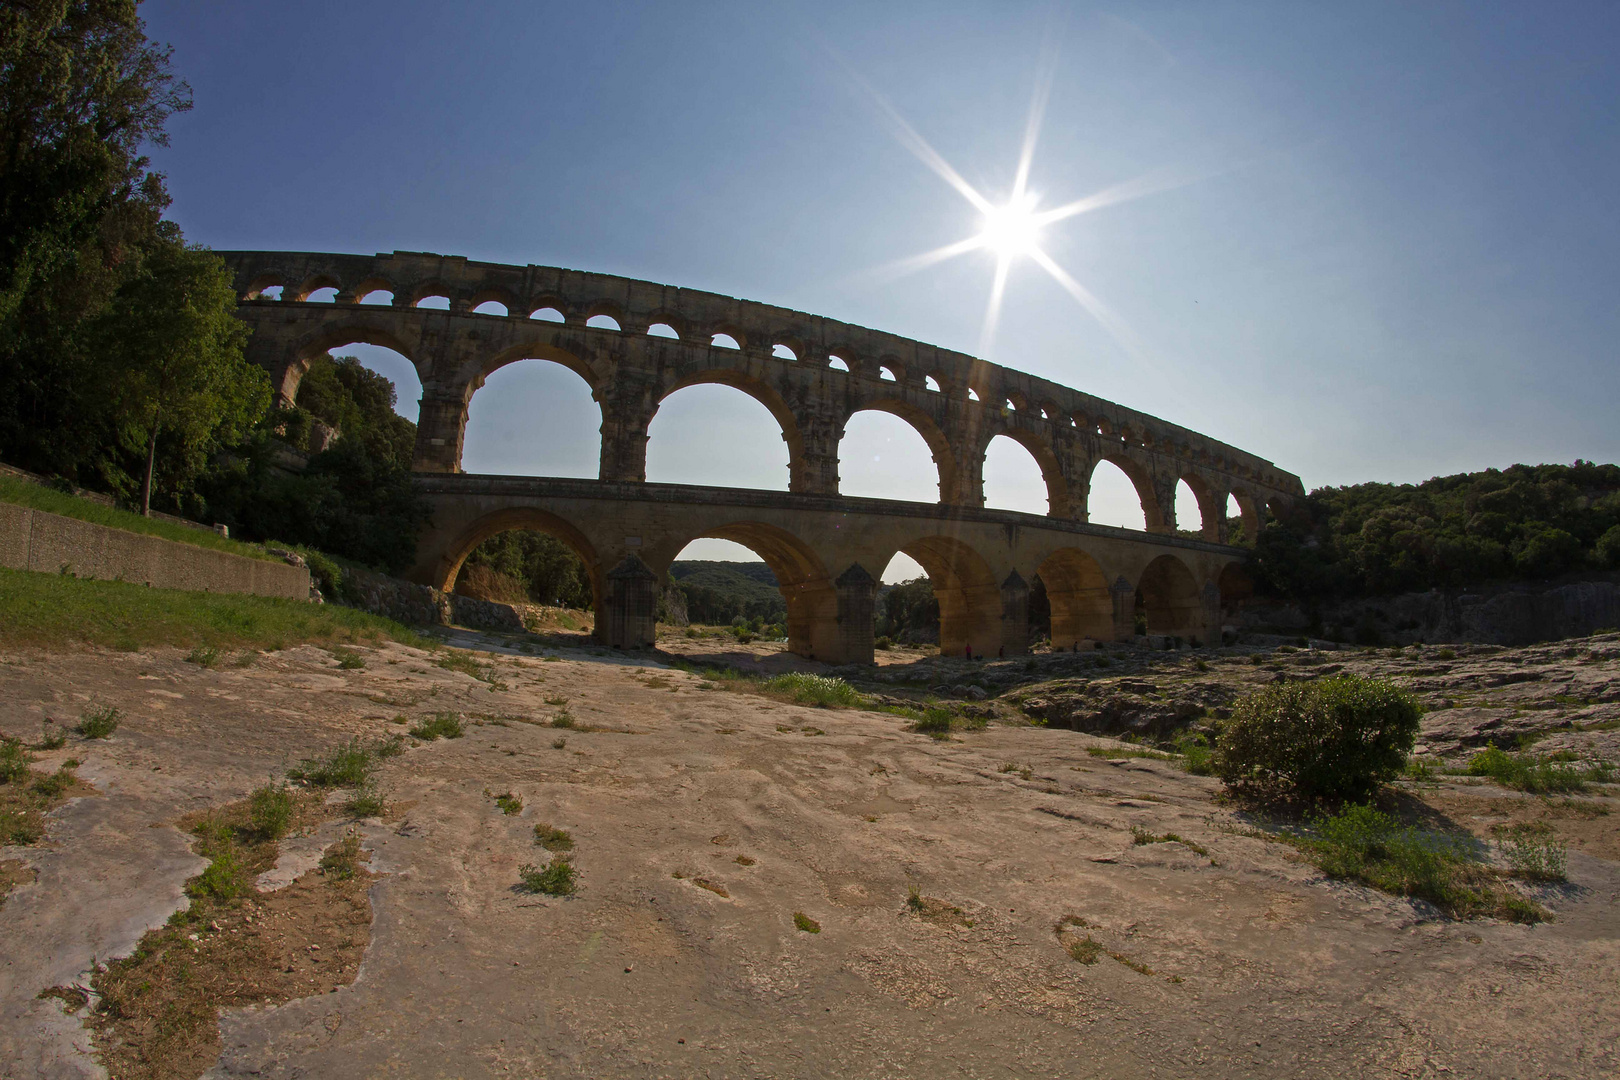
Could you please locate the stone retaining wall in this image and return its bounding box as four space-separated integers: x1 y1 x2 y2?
0 502 310 600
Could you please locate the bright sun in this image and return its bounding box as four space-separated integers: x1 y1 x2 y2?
978 196 1043 259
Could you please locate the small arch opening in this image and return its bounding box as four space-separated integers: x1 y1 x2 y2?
647 323 680 339
710 333 740 350
879 366 898 382
1175 479 1203 536
827 355 850 372
666 524 831 657
357 289 393 305
924 375 942 393
472 300 508 316
257 285 284 301
982 435 1048 515
531 307 566 323
587 314 621 331
1088 460 1147 530
772 344 797 360
967 388 980 402
306 286 338 303
415 295 450 310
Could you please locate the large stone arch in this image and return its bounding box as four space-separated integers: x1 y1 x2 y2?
428 505 602 613
894 535 1002 657
1177 472 1225 541
840 398 959 504
1086 454 1164 532
1037 547 1114 646
1136 553 1203 639
654 521 837 660
648 369 805 486
278 324 421 407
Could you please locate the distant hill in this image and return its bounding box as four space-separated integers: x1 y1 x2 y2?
669 560 784 624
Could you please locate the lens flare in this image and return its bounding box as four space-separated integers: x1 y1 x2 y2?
978 196 1044 259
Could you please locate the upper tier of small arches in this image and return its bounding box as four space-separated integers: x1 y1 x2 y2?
224 250 1300 494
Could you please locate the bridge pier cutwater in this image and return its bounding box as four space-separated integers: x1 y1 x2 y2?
219 250 1305 663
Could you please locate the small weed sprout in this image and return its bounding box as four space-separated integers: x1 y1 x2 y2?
330 647 366 670
910 708 956 739
551 736 567 749
319 833 363 880
551 708 576 729
544 695 570 707
346 783 386 818
409 712 464 741
905 885 925 913
288 739 373 787
185 645 220 668
494 791 523 815
793 911 821 933
1066 935 1103 964
75 705 120 740
189 841 244 902
518 858 577 895
34 721 65 751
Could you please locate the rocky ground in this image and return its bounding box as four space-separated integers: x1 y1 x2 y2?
1 629 1616 1079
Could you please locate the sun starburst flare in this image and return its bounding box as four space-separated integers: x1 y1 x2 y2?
840 38 1193 361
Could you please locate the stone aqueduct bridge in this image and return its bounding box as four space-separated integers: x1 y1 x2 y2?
220 250 1304 663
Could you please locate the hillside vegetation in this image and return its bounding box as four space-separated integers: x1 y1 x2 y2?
1253 461 1620 605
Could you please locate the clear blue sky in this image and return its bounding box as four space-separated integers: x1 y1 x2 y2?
143 1 1620 575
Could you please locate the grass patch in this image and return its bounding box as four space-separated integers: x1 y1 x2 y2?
435 650 504 688
247 783 294 841
185 645 220 668
760 672 862 708
409 712 464 741
318 833 363 880
1463 747 1613 794
792 911 821 933
329 646 365 670
0 567 422 652
518 858 577 895
75 704 120 739
345 782 386 818
0 475 279 561
1493 822 1568 882
533 823 574 852
494 791 523 815
1130 826 1212 857
288 736 401 787
1287 803 1549 923
0 740 83 846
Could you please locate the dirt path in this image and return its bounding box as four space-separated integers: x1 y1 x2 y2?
1 637 1615 1078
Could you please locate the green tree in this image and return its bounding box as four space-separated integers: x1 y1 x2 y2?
95 241 266 513
0 1 192 479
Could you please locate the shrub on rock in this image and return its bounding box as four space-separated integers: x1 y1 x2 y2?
1213 675 1422 800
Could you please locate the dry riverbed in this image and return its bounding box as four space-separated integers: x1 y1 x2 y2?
1 632 1616 1079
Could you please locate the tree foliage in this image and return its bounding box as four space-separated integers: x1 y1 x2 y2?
1250 462 1620 604
195 354 428 574
0 0 195 483
94 238 264 512
462 530 593 608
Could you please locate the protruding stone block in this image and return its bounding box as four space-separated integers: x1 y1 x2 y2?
833 562 876 665
605 554 659 649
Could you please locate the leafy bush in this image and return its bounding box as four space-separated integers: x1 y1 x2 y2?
0 739 28 784
909 708 957 739
189 841 244 902
761 673 862 708
247 783 294 840
1494 823 1567 882
1213 675 1422 799
518 858 577 895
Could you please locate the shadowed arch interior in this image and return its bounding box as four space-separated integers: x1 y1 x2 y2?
896 536 1001 656
433 507 601 613
1137 554 1202 639
1038 548 1113 646
664 522 836 659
